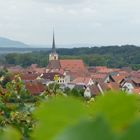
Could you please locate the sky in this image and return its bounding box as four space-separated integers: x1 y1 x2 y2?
0 0 140 46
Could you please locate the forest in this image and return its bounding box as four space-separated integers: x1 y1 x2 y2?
0 45 140 70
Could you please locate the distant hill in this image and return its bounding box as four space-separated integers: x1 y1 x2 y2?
1 44 140 70
0 37 30 48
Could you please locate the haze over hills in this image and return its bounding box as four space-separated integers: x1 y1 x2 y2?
0 37 93 48
0 37 30 48
1 36 139 49
30 43 95 48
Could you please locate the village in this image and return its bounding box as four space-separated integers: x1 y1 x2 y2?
0 34 139 99
1 0 140 139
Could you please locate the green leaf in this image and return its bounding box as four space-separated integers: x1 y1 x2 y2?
120 120 140 140
55 117 115 140
32 97 88 140
2 127 21 140
90 92 138 130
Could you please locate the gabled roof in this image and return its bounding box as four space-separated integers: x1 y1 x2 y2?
132 78 140 84
20 73 40 81
95 66 113 74
25 82 45 95
7 65 25 73
47 60 61 70
99 82 110 91
130 71 140 78
120 77 140 91
132 88 140 95
60 59 86 71
87 84 101 97
91 73 107 82
72 77 92 85
107 82 120 91
112 75 126 84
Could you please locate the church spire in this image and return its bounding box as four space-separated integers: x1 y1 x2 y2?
49 30 58 61
52 30 56 53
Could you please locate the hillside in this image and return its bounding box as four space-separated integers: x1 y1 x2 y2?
0 37 30 48
56 45 140 70
2 45 140 70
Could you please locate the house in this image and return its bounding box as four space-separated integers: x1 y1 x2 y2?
46 33 89 80
60 59 86 72
84 80 121 99
25 81 46 96
107 82 120 91
92 73 121 93
121 77 140 94
131 78 140 87
84 82 107 98
103 74 116 83
87 66 96 73
91 73 107 82
132 88 140 95
130 71 140 78
84 84 101 98
7 65 25 73
71 77 94 87
95 66 113 74
26 64 46 74
46 60 61 73
112 75 126 85
40 72 70 85
46 59 88 80
19 73 40 82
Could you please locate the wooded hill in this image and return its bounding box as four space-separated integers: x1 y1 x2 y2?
1 45 140 70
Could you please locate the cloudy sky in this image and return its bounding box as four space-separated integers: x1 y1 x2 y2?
0 0 140 46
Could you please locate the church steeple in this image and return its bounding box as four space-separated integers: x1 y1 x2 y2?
49 30 58 61
52 31 56 53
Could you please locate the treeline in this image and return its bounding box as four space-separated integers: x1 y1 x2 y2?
1 45 140 70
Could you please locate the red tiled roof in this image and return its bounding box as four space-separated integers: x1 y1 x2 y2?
112 75 126 84
25 82 45 95
132 78 140 84
33 68 46 74
132 88 140 95
59 59 89 78
118 71 129 77
47 60 61 70
8 66 25 73
107 82 120 91
60 59 86 71
95 66 115 74
88 85 101 96
91 73 107 79
20 73 40 81
95 66 108 70
72 77 92 85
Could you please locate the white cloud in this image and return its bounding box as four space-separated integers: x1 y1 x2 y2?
0 0 140 45
33 0 86 4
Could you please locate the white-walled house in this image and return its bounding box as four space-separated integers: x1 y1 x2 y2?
84 83 104 98
122 82 134 94
39 72 70 86
121 78 140 94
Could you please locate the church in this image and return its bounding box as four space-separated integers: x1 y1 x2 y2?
46 32 89 80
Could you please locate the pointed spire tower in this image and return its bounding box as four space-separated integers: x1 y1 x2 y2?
52 31 56 53
49 30 59 61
